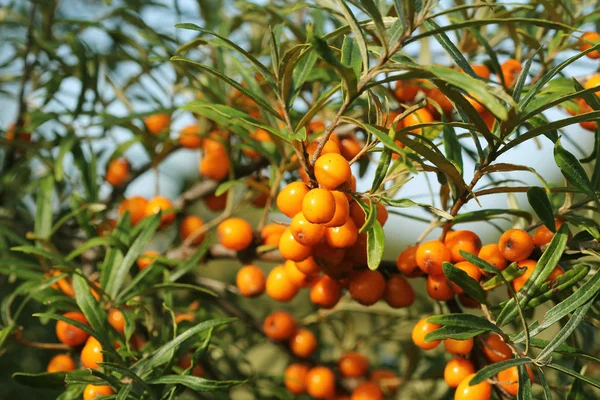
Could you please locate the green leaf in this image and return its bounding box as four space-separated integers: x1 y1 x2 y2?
12 371 92 390
341 35 362 79
424 326 486 342
334 0 369 73
370 130 393 193
526 264 590 309
548 363 600 390
481 263 527 290
443 122 463 175
72 273 108 342
382 198 453 220
65 236 119 262
470 358 533 385
55 137 76 182
358 0 387 50
147 375 243 392
35 175 54 240
527 187 556 232
366 221 385 271
452 208 532 225
554 138 599 203
442 262 486 303
424 20 476 79
427 314 502 334
518 364 533 400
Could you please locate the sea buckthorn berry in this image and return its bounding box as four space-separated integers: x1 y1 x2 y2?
497 365 534 395
352 381 383 400
500 58 523 88
279 228 313 262
350 200 388 228
427 273 455 301
426 87 454 116
137 250 160 270
547 265 565 283
579 32 600 59
289 329 317 358
585 73 600 96
302 188 336 224
307 140 341 159
533 220 566 247
236 265 266 297
416 240 452 276
306 366 336 399
444 357 475 388
96 219 116 237
296 256 321 276
307 120 326 134
47 354 76 373
481 333 512 363
179 215 205 245
266 265 299 302
444 337 474 355
261 224 286 246
284 363 310 395
449 261 482 294
324 191 350 228
144 113 170 135
108 308 125 333
454 373 492 400
56 312 89 346
106 158 129 186
83 384 114 400
512 259 536 292
396 245 423 277
178 124 202 149
412 317 441 350
200 152 229 180
284 260 316 288
370 369 400 394
81 336 103 369
325 218 358 249
403 108 434 134
321 258 353 280
345 233 368 267
313 240 347 268
263 311 296 340
478 244 508 272
314 153 352 190
339 352 369 378
481 110 496 131
384 275 415 308
217 218 254 251
470 64 491 79
349 270 386 306
50 271 75 298
177 354 204 377
145 196 175 228
498 229 534 262
277 182 310 218
119 196 148 226
310 275 342 308
459 293 481 308
444 230 482 262
340 136 363 161
394 79 421 102
290 212 326 246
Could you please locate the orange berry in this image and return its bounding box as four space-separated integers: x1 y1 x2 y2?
199 152 229 180
284 260 316 288
296 256 321 275
56 312 89 347
444 357 475 388
217 218 254 251
314 153 352 190
500 58 523 88
204 191 227 211
307 140 341 159
351 381 383 400
289 328 317 358
497 365 534 395
290 212 326 246
50 271 75 297
144 113 170 135
350 201 387 228
263 311 296 340
481 110 496 131
81 336 103 369
396 245 423 277
345 233 368 267
403 108 434 134
321 257 354 280
261 224 286 246
284 363 310 395
370 369 399 394
47 354 76 373
470 64 491 79
106 158 129 186
137 250 160 270
178 124 202 149
119 196 148 226
145 196 175 228
384 275 415 308
279 228 313 262
454 373 492 400
416 240 452 276
310 275 342 309
512 259 536 292
478 244 508 272
277 182 310 218
427 273 455 301
349 270 386 306
444 230 482 262
96 219 116 237
458 293 481 308
108 308 125 333
585 73 600 96
179 215 205 245
325 218 358 248
83 384 114 400
325 191 350 228
307 120 326 134
579 32 600 59
465 94 486 113
340 136 363 161
302 188 336 224
426 87 454 116
306 366 336 399
339 352 369 378
498 229 534 262
236 265 266 297
533 220 566 247
313 240 347 267
394 79 421 102
265 265 299 302
411 316 441 350
177 354 204 377
444 337 474 355
547 265 565 283
449 261 482 294
481 333 512 363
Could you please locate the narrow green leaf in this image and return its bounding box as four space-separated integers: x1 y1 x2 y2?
427 314 502 334
517 364 533 400
470 358 533 385
443 122 463 175
554 138 599 203
334 0 369 73
55 137 76 182
424 326 486 342
147 375 243 392
72 273 108 342
527 187 556 232
442 262 486 303
35 175 54 240
453 209 532 225
548 363 600 390
12 371 92 390
424 20 476 78
366 221 385 270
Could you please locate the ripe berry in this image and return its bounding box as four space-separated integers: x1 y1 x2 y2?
325 218 358 249
314 153 352 190
384 275 415 308
500 58 523 88
310 275 342 309
339 352 369 377
178 124 202 149
306 366 336 399
444 230 482 262
403 108 434 134
349 201 388 227
279 228 313 262
179 215 205 245
56 312 89 346
351 381 383 400
579 32 600 59
263 311 296 340
47 354 76 373
481 333 512 363
284 363 309 395
396 245 423 277
296 256 321 275
217 218 254 251
497 365 534 395
325 190 350 227
277 182 310 218
289 329 317 358
394 79 421 102
284 260 317 288
302 188 336 224
533 220 566 247
144 113 170 135
119 196 148 226
307 139 340 159
412 317 441 350
444 357 475 388
512 259 536 292
470 64 491 79
83 384 114 400
106 158 129 186
204 191 227 212
454 373 492 400
416 240 452 275
444 337 474 355
137 250 160 270
449 261 482 294
370 369 400 394
426 87 454 116
199 152 229 181
349 270 386 306
427 273 455 301
498 229 534 262
290 212 326 246
260 224 286 246
340 136 363 161
478 244 508 272
108 308 125 333
145 196 176 228
81 336 103 369
266 265 299 302
236 265 266 297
